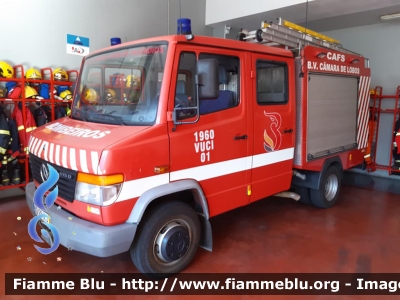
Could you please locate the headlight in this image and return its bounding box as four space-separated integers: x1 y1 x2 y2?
75 173 123 206
75 182 122 206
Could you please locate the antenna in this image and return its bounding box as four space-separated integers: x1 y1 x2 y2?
167 0 170 35
305 0 309 35
176 0 193 40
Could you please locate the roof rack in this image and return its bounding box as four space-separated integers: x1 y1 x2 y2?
237 18 361 56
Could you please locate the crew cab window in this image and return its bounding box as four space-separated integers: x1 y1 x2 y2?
256 60 288 104
105 68 142 103
198 53 240 115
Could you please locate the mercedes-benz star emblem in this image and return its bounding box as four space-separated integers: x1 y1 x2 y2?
40 164 50 182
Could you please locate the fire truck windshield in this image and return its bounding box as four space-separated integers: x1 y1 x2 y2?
71 43 168 126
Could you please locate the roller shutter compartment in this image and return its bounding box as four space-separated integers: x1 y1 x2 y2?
307 74 358 160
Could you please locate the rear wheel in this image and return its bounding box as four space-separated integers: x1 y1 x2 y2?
130 201 201 279
310 165 342 209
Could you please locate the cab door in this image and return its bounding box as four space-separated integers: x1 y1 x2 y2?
249 53 295 203
167 46 250 217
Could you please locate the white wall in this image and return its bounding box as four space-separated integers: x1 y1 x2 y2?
206 0 313 25
0 0 211 199
0 0 211 72
322 21 400 169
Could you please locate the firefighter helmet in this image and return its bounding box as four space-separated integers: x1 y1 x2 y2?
105 89 116 102
53 68 68 81
60 90 73 101
25 86 39 99
126 74 140 87
83 88 98 103
0 61 13 78
26 68 42 80
7 85 22 99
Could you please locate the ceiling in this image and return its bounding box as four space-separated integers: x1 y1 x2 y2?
208 0 400 33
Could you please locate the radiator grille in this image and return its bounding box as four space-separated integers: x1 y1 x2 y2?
29 154 77 202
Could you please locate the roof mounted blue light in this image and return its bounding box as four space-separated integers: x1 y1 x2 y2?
110 37 121 46
177 18 194 41
177 18 192 35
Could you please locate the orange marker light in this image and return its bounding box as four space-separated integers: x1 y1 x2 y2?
77 173 123 186
154 165 169 174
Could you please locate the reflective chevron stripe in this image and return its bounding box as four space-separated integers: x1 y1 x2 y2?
28 137 101 175
357 76 371 150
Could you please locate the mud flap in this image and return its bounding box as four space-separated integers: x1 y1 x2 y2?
198 214 212 252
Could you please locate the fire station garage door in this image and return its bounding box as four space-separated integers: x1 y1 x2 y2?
307 74 358 159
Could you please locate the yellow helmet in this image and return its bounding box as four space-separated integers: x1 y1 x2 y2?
26 68 42 80
105 88 116 102
370 89 375 95
0 61 13 78
60 90 73 100
54 68 68 81
25 86 39 99
83 88 98 103
126 74 140 87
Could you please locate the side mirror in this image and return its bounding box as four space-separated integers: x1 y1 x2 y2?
197 58 219 100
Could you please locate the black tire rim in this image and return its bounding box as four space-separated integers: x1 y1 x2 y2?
153 219 192 265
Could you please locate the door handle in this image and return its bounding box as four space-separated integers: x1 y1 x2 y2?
282 129 293 134
233 134 248 140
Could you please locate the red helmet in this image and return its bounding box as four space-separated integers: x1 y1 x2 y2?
7 86 22 99
110 73 126 87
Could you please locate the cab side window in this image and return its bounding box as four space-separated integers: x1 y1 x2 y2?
256 60 288 105
198 53 240 115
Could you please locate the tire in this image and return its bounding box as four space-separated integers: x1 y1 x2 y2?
294 185 312 205
130 201 201 279
309 165 342 209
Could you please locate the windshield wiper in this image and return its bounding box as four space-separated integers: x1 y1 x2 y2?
71 115 84 121
87 113 127 126
71 110 88 121
104 113 127 125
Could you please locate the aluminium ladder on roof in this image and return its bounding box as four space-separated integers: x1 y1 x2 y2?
238 17 362 56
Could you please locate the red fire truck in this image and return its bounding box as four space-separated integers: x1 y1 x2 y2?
25 18 371 278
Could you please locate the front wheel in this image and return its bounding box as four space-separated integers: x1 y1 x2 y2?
310 165 342 209
130 201 201 279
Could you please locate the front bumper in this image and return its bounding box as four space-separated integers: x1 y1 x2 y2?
25 182 137 257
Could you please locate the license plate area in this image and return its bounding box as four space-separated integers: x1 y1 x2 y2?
34 204 51 224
